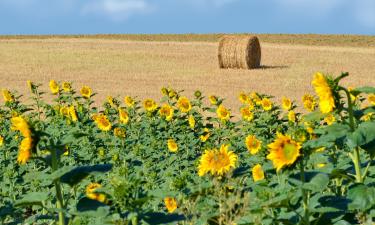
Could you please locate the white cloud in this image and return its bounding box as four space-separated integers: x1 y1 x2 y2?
82 0 153 21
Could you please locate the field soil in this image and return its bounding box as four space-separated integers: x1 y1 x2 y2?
0 37 374 113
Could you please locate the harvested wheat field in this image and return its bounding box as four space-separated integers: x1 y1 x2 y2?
0 35 375 113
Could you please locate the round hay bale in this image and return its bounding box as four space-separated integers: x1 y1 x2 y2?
218 35 261 69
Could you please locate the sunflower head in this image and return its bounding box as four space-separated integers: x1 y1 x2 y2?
267 133 301 172
368 94 375 105
177 96 192 113
200 128 210 142
209 95 218 105
114 127 126 138
11 116 31 138
167 139 178 152
250 92 262 105
143 99 157 112
282 97 292 111
93 114 112 131
188 115 195 129
62 82 71 92
164 197 177 213
312 72 335 113
238 92 249 104
119 108 130 124
240 107 254 122
80 86 92 99
302 94 317 112
2 89 14 103
261 98 273 111
159 104 174 121
288 110 296 123
86 183 106 203
252 164 265 182
17 137 33 165
69 106 78 122
216 105 230 122
124 96 135 108
27 80 35 93
49 80 59 95
198 144 237 177
0 136 3 146
245 135 262 155
324 113 336 125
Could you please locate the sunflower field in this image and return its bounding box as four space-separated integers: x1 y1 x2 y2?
1 72 375 225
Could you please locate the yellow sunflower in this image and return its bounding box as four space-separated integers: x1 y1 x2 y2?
167 139 178 153
119 108 130 124
159 104 174 121
368 94 375 105
282 97 292 111
62 82 71 92
209 95 218 105
164 197 177 213
69 106 78 122
188 115 195 129
312 72 335 113
267 133 301 172
302 94 317 112
252 164 265 182
324 113 336 125
86 183 106 203
107 96 115 108
11 116 31 138
198 144 237 177
0 136 3 146
261 98 273 111
217 104 230 122
361 112 374 121
124 96 135 108
27 80 34 93
288 110 296 123
17 137 33 165
143 99 157 112
238 92 249 104
49 80 59 95
245 135 262 155
93 114 112 131
240 107 254 122
250 92 262 105
177 96 192 113
200 128 210 142
114 127 126 138
80 86 92 99
2 89 14 102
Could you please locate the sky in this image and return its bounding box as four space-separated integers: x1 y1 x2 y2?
0 0 374 35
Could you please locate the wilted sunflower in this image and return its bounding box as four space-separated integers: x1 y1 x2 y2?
17 137 33 165
198 144 237 177
119 108 130 124
86 183 106 203
114 127 126 138
167 139 178 152
93 114 112 131
238 92 249 104
312 72 335 113
216 104 230 122
252 164 265 182
282 97 292 111
159 104 174 121
302 94 316 112
240 107 254 122
143 99 157 112
124 96 135 108
49 80 59 95
209 95 218 105
245 135 262 155
164 197 177 213
80 86 92 99
188 115 195 129
324 113 336 125
177 96 192 113
267 133 301 172
288 110 296 123
368 94 375 105
200 128 210 142
2 89 14 103
261 98 273 111
11 116 31 138
62 82 71 92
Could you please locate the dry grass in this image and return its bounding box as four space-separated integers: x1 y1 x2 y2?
0 37 374 114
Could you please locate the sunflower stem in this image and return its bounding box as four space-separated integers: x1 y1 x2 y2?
300 159 309 225
51 149 66 225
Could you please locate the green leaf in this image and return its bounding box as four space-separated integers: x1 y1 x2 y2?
14 192 49 207
76 197 108 213
304 124 351 149
347 184 375 212
60 164 112 186
354 86 375 94
346 122 375 153
303 111 324 122
303 173 329 192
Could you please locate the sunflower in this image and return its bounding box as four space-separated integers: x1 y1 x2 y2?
267 133 301 172
252 164 265 182
200 128 210 142
261 98 273 111
312 72 335 113
0 136 4 146
288 110 296 123
93 114 112 131
209 95 218 105
324 113 336 125
62 82 71 92
368 94 375 105
80 86 92 99
69 106 78 122
11 116 31 138
86 183 106 203
167 139 178 152
124 96 135 108
302 94 316 112
250 92 262 105
188 115 195 129
161 87 168 96
27 80 34 93
164 197 177 213
177 96 192 113
282 97 292 111
245 135 262 155
159 104 174 121
217 104 230 122
49 80 59 95
361 112 374 121
238 92 248 104
114 127 126 138
168 89 177 99
119 108 130 124
107 96 115 108
17 137 33 165
2 89 14 103
60 106 69 117
198 144 237 177
143 99 157 112
240 107 254 122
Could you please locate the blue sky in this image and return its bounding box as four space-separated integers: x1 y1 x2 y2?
1 0 374 35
